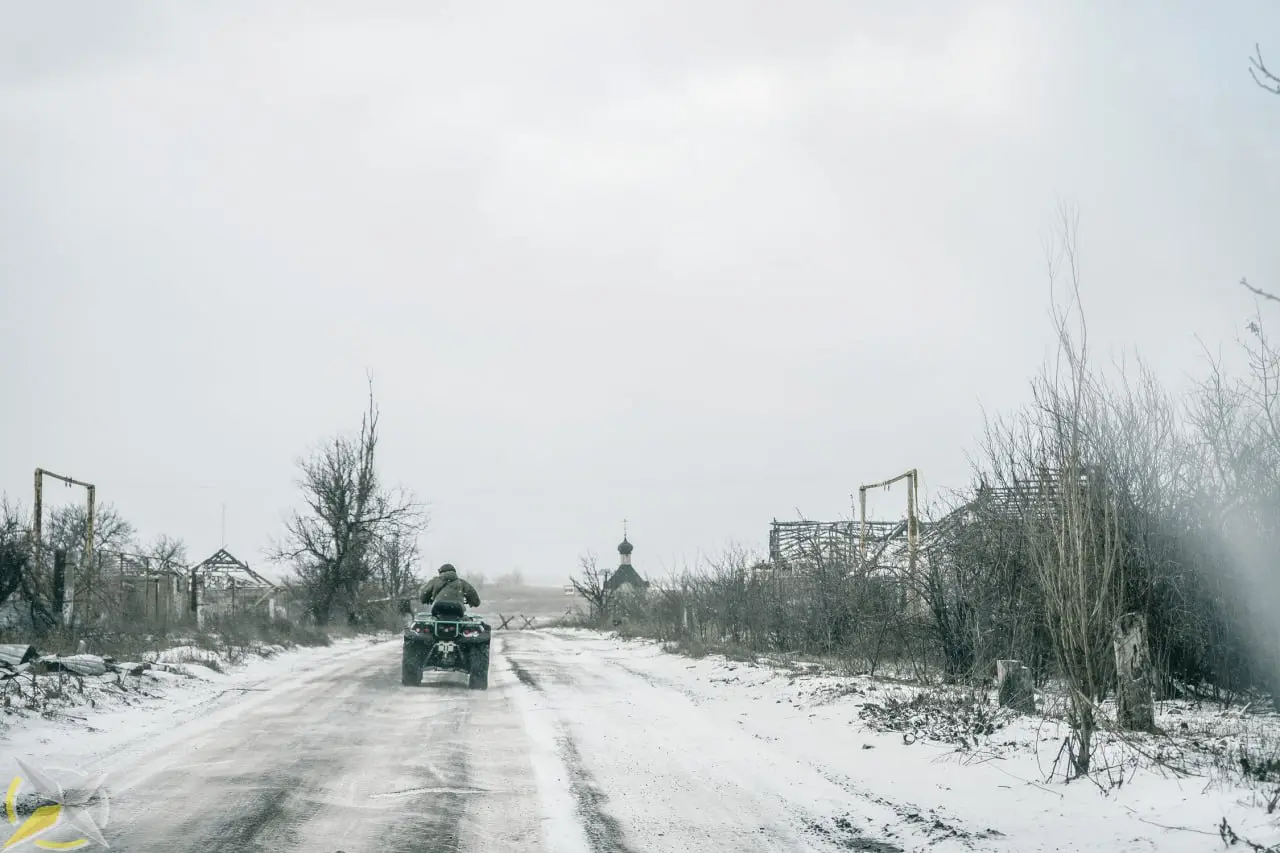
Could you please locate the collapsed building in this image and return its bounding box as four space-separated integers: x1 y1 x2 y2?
763 470 1063 613
6 545 290 632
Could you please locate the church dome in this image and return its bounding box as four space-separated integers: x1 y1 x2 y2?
617 537 634 556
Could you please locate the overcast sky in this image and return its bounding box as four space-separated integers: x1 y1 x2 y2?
1 1 1277 584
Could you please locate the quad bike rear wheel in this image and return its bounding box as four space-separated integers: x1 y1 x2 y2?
468 646 489 690
401 643 423 686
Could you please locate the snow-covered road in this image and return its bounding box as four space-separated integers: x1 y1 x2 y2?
501 630 923 853
4 632 924 852
5 630 1272 852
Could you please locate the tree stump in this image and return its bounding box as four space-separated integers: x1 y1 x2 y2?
1113 612 1156 732
997 660 1036 714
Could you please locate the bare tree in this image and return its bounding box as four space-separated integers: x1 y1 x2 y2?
0 500 32 607
147 534 188 571
45 502 135 555
0 500 58 631
272 383 425 625
22 501 135 631
571 552 612 622
978 209 1126 775
371 524 423 600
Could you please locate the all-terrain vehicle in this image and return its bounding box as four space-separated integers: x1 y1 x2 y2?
402 610 491 689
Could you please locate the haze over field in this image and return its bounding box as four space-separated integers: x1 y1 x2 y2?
2 1 1277 582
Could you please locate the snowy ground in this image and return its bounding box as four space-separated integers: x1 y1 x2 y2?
2 629 1277 851
567 633 1280 852
3 636 383 770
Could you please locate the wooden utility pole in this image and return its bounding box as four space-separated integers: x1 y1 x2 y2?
856 468 919 572
33 469 97 612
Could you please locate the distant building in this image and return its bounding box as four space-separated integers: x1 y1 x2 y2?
604 527 648 592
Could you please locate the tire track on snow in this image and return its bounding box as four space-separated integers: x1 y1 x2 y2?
506 644 639 853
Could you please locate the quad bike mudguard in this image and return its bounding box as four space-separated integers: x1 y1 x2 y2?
402 610 491 689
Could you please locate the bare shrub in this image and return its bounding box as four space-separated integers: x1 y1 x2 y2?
860 687 1011 750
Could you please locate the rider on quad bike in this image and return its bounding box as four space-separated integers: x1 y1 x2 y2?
404 564 490 689
420 563 481 618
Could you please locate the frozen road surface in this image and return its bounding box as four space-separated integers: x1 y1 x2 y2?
10 630 1252 853
31 631 919 853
